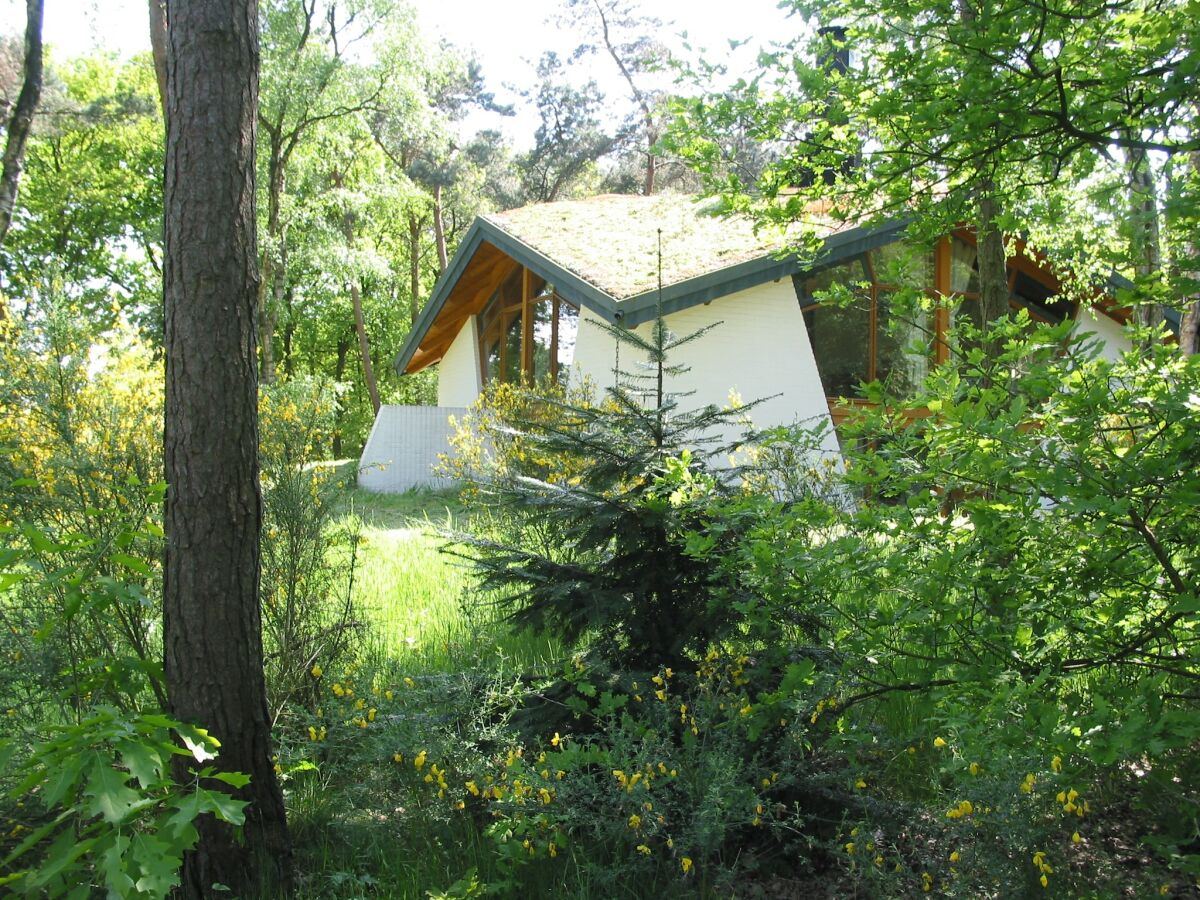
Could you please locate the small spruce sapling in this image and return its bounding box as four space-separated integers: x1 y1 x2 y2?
452 230 762 671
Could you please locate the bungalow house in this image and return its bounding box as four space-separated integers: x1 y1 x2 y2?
358 192 1132 492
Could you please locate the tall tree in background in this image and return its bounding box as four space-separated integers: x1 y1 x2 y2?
0 0 44 296
516 50 616 203
257 0 390 383
562 0 668 194
162 0 291 894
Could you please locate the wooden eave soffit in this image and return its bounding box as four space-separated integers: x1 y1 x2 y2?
404 244 519 374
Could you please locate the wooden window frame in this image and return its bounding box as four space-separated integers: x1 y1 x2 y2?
478 264 578 388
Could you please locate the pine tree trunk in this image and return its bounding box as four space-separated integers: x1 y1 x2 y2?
282 286 296 377
162 1 292 895
332 332 351 457
409 212 422 324
433 182 448 273
259 265 277 384
0 0 44 261
259 148 286 384
351 280 380 414
148 0 168 114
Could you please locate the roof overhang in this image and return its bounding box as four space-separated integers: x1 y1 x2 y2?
394 207 1142 376
393 213 909 376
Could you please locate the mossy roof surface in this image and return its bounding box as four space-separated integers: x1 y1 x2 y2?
485 193 828 301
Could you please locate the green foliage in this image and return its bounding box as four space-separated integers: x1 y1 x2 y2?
2 54 164 335
0 708 246 898
259 378 364 720
0 314 165 717
702 322 1200 890
449 312 759 670
0 482 247 897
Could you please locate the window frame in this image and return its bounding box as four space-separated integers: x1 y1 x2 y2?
477 264 579 387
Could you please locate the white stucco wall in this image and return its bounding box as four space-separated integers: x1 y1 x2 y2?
571 279 841 460
357 405 468 492
437 315 481 408
1073 306 1133 364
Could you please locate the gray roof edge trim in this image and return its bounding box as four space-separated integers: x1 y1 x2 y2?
617 255 802 328
478 223 621 321
616 217 911 328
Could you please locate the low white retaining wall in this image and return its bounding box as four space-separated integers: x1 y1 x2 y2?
357 405 468 493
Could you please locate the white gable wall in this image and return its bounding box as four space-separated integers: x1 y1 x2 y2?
437 315 481 408
571 279 841 459
1073 307 1132 364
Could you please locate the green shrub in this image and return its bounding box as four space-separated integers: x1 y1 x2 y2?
448 313 762 671
260 378 363 721
0 707 247 898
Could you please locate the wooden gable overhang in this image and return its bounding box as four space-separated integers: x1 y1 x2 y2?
396 217 622 375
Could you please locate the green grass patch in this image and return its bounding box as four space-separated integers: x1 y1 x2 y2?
338 482 560 675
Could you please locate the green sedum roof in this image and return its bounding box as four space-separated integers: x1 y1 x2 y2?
484 193 795 301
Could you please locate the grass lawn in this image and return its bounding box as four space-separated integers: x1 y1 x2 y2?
283 478 575 898
336 480 560 674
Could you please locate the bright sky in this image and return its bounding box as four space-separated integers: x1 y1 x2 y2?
7 0 805 147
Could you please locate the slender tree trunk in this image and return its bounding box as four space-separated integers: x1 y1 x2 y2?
162 1 292 895
958 1 1008 361
408 211 422 324
976 189 1010 335
0 0 45 267
1181 146 1199 355
1182 302 1200 355
433 182 448 272
1127 144 1165 337
148 0 168 114
259 274 277 384
334 170 381 415
259 148 286 384
592 0 656 195
282 285 296 376
351 279 381 414
332 332 351 457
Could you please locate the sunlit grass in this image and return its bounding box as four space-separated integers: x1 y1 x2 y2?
339 484 562 675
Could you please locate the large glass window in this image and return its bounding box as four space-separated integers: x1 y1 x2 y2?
478 266 579 387
799 234 1074 410
876 291 930 395
555 299 579 382
799 245 932 398
950 237 979 294
801 260 872 396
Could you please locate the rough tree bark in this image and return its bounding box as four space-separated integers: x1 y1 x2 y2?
0 0 45 268
433 181 448 272
1181 150 1200 355
148 0 168 114
408 210 424 324
162 1 292 895
975 189 1010 337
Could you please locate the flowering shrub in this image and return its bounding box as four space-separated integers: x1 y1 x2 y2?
259 377 361 721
